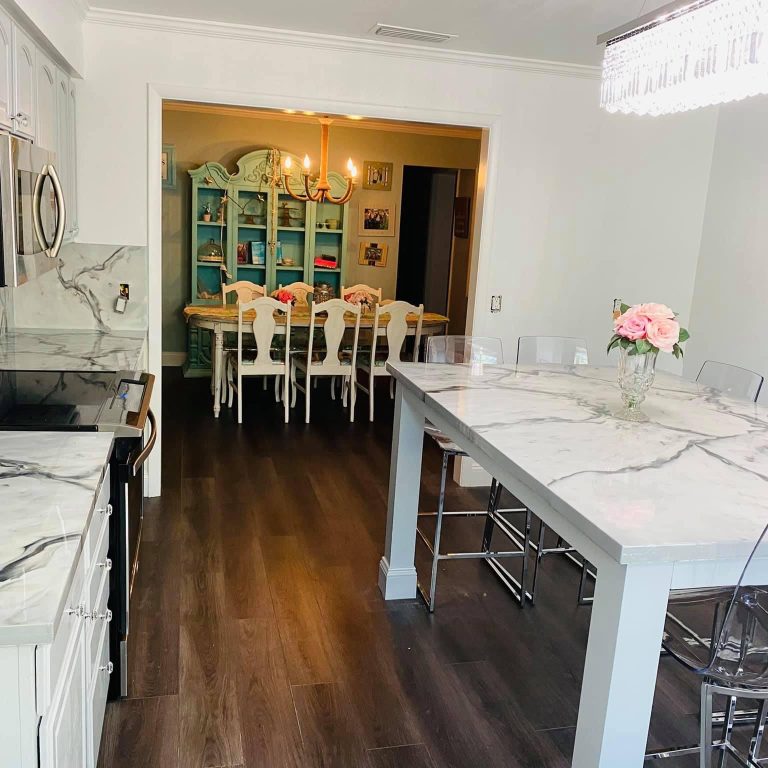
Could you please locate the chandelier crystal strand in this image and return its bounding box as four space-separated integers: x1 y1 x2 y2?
601 0 768 115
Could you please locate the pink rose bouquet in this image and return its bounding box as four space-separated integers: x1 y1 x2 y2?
608 302 689 359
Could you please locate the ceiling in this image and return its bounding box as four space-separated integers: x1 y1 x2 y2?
89 0 669 66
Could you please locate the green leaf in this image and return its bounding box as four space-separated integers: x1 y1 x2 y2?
627 344 638 356
673 343 685 359
678 328 690 343
619 338 631 349
606 334 623 354
620 303 631 314
636 339 652 354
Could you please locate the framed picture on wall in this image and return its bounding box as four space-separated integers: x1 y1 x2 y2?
358 242 389 268
358 203 396 237
161 145 176 189
362 161 393 191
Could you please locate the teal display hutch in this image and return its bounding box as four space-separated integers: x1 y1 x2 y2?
185 149 351 375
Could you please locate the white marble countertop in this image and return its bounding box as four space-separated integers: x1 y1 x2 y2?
0 431 113 645
0 328 146 372
388 362 768 565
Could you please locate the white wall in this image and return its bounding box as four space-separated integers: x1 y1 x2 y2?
684 96 768 403
75 12 721 493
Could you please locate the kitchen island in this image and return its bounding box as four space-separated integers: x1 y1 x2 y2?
0 430 115 767
381 362 768 768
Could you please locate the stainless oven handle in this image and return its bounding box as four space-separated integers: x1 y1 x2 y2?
46 164 66 259
130 408 157 477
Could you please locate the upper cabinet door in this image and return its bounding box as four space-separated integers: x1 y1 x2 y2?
12 25 36 138
36 52 57 151
68 79 78 236
0 10 12 130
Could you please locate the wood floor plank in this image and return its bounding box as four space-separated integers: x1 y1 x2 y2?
291 682 373 768
367 744 435 768
98 695 179 768
230 618 305 767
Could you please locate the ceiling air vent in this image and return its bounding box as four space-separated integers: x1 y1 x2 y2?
371 23 457 44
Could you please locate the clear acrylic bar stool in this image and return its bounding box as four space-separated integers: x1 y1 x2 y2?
696 360 764 403
416 335 532 612
645 521 768 767
516 336 593 605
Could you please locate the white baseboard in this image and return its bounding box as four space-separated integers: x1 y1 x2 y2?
454 455 492 487
162 351 187 366
378 558 417 600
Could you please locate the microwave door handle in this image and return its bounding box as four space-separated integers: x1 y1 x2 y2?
31 169 51 255
46 164 66 259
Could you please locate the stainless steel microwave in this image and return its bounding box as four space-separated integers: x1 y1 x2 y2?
0 133 66 287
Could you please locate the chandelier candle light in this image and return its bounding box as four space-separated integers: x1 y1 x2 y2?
598 0 768 115
608 302 690 421
283 117 357 204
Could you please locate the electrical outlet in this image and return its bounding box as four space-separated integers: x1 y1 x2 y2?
490 295 502 313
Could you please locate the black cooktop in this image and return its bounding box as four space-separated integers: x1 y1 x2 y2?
0 370 125 430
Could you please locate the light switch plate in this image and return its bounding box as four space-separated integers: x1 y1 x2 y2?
490 295 502 313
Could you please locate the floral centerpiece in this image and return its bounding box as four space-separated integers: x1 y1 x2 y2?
607 303 690 421
272 289 296 306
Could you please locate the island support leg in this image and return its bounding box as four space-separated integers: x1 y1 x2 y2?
572 558 673 767
379 386 424 599
213 328 223 418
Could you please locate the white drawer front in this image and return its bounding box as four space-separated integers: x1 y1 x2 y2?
87 621 111 768
86 564 110 674
86 466 111 567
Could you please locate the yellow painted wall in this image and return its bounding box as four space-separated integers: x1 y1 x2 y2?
162 107 480 354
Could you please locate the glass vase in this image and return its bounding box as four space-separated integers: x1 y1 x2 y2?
616 347 658 422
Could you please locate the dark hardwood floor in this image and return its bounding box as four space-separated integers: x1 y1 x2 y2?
98 367 709 768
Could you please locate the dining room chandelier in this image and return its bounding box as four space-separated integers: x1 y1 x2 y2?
598 0 768 116
282 117 357 204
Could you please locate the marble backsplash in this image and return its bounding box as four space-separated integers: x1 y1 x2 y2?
8 243 147 332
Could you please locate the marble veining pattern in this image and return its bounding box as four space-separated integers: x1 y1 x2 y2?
388 362 768 564
0 329 146 372
11 243 147 332
0 431 113 645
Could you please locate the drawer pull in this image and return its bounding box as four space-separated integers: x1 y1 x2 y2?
99 661 114 675
65 603 85 619
96 609 113 623
98 557 113 572
99 503 113 517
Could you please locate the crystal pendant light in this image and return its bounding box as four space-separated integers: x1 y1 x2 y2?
598 0 768 115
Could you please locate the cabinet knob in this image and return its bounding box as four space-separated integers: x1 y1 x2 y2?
99 503 113 517
98 557 113 571
12 112 29 128
96 608 113 623
65 603 85 619
99 661 114 675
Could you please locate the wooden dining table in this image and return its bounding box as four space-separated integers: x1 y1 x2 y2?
183 304 449 417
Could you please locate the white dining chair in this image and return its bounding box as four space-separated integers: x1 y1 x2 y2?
290 298 361 423
276 281 314 306
356 300 423 422
227 296 291 424
696 360 764 402
515 335 591 605
341 283 383 305
218 281 267 404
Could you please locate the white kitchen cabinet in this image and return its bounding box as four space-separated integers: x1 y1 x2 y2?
56 68 74 238
35 51 56 151
0 9 13 130
11 24 35 139
0 468 112 768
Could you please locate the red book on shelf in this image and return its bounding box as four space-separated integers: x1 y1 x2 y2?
314 256 338 269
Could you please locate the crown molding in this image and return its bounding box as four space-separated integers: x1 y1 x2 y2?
163 100 484 139
68 0 89 20
85 7 601 81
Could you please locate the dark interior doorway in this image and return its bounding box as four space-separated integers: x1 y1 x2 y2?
397 166 459 316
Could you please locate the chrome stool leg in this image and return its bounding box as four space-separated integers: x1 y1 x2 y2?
749 700 768 762
701 682 714 768
424 450 450 612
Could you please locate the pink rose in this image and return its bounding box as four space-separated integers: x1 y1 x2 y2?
614 308 649 340
646 317 680 353
634 303 675 321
